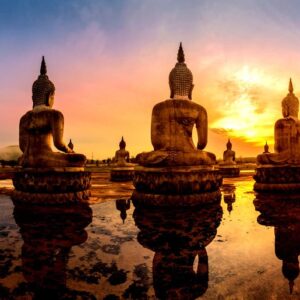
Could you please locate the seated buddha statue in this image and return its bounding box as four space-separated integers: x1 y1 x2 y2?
257 79 300 165
114 137 130 167
220 139 236 165
18 57 86 168
136 43 216 167
263 141 270 153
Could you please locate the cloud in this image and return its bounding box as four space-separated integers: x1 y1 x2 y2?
210 128 233 136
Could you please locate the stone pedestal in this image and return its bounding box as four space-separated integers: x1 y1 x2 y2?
219 165 240 178
12 167 91 205
254 165 300 192
132 166 222 207
110 167 134 182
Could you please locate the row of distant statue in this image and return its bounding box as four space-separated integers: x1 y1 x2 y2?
12 43 300 205
110 135 239 178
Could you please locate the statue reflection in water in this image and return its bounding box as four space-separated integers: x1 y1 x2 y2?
222 184 236 214
13 203 92 299
133 201 223 300
254 195 300 294
115 199 131 223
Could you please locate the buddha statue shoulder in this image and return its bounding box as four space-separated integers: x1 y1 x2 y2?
114 137 131 167
257 79 300 165
18 57 86 168
220 139 236 165
136 43 216 167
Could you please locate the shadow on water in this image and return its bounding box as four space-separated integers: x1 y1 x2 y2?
254 193 300 295
11 203 93 300
133 199 223 300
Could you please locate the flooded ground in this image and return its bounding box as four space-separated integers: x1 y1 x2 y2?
0 173 299 299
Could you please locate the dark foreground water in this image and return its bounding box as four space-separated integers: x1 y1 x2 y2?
0 175 299 299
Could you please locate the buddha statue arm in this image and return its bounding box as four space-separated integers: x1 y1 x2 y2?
274 120 292 153
51 111 73 153
196 108 208 150
19 115 28 153
151 105 164 150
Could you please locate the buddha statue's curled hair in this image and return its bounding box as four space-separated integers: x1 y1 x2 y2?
32 56 55 107
169 43 193 99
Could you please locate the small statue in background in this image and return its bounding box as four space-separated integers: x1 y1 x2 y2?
114 137 130 167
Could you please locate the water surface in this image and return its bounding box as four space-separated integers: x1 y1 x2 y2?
0 174 299 299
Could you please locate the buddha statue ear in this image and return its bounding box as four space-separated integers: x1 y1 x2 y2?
188 84 194 100
46 91 55 107
45 92 51 106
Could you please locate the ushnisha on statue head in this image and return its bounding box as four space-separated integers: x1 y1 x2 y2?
32 56 55 108
169 42 194 100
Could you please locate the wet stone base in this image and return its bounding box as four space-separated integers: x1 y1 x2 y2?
254 165 300 192
133 166 222 194
132 166 222 206
132 190 222 207
12 169 91 204
110 167 134 182
219 166 240 178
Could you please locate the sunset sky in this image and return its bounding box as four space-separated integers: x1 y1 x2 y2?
1 0 300 159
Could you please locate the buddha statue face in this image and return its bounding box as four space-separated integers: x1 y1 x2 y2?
169 43 194 100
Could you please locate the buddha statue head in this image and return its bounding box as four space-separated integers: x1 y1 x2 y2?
226 139 232 150
281 79 299 118
169 43 194 100
32 56 55 108
119 136 126 150
264 141 269 153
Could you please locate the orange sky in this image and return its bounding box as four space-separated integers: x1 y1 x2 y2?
1 1 300 159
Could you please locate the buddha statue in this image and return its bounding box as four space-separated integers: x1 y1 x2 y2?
254 79 300 191
18 57 86 168
132 44 222 206
110 137 134 182
68 139 74 151
263 141 270 154
257 79 300 165
136 43 216 167
114 137 130 167
12 57 91 205
220 139 236 165
219 139 239 177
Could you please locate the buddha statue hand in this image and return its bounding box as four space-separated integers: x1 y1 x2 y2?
197 143 203 150
67 147 75 154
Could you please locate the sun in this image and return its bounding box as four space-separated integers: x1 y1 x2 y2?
210 65 276 145
235 65 263 85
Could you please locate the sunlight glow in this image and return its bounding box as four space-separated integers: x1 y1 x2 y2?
210 65 279 146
